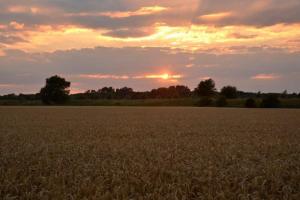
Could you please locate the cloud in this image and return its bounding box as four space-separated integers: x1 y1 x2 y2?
0 0 299 37
0 1 299 94
198 12 233 21
66 6 168 18
0 35 27 45
251 73 281 80
0 1 299 52
79 74 130 80
103 27 155 38
0 46 300 94
195 0 300 26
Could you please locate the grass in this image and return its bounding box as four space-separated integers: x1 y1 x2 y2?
0 107 299 199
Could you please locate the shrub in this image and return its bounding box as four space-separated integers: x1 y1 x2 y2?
260 94 281 108
216 96 227 107
245 98 256 108
196 97 213 107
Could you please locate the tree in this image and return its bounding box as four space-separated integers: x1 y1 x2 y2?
116 87 134 99
40 75 71 104
194 79 216 97
281 90 288 98
175 85 191 98
245 98 256 108
260 94 281 108
221 86 238 99
99 87 115 99
256 91 262 98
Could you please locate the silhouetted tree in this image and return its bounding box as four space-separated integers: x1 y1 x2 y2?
221 86 238 99
99 87 115 99
245 98 256 108
256 91 262 98
150 85 191 99
174 85 191 98
281 90 288 98
194 79 216 97
260 94 281 108
0 93 18 100
40 75 70 104
216 96 227 107
84 90 99 99
116 87 134 99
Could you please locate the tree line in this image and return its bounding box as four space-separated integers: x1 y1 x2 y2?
0 75 299 108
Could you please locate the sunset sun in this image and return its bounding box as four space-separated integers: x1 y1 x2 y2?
162 73 170 80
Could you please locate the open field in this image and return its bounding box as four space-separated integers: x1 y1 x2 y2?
0 107 299 199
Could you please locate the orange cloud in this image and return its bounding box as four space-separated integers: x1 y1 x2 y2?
251 73 281 80
10 21 24 30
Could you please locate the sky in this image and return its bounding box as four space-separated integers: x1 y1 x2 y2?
0 0 300 94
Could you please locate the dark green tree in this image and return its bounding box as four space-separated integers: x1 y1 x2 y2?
194 79 216 97
40 75 71 104
221 86 238 99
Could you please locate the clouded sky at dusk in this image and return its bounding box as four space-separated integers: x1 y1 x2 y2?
0 0 300 94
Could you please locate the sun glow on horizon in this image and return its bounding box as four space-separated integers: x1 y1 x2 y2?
78 73 183 82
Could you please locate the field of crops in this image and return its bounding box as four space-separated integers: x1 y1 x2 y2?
0 107 299 199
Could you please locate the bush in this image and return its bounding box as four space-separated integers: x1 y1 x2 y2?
196 97 213 107
260 94 281 108
216 96 227 107
245 98 256 108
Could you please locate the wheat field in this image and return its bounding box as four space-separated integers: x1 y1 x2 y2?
0 107 299 199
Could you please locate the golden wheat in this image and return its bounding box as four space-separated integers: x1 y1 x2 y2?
0 107 299 199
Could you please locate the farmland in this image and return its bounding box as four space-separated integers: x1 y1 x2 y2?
0 107 299 199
